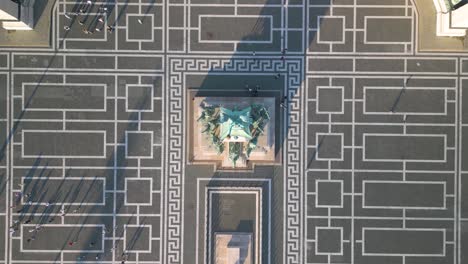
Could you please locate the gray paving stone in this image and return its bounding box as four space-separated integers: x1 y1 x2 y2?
200 16 272 41
365 18 412 43
364 229 444 255
364 135 446 161
23 131 106 157
0 0 466 263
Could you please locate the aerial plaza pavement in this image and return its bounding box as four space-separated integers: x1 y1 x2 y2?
0 0 467 264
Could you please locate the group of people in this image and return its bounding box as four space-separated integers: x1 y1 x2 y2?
63 0 114 34
245 48 289 109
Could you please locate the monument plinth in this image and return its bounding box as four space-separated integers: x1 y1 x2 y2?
214 232 253 264
189 96 277 169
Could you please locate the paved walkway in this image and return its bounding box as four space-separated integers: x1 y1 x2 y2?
0 0 466 264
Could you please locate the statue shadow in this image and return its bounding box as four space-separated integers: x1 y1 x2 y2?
181 1 331 264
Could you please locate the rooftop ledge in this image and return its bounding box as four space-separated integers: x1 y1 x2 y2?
415 0 468 52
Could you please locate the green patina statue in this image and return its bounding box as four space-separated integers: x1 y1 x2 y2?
197 103 270 167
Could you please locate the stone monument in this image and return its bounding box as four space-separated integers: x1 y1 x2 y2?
189 96 278 169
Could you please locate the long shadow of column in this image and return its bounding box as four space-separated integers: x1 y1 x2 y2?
177 0 332 263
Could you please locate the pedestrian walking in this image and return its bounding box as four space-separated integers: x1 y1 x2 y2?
48 218 54 223
280 96 288 109
107 26 114 33
121 253 128 263
251 85 259 97
64 26 71 31
24 219 31 224
68 241 74 246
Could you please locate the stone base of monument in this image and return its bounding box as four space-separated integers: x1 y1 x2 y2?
188 96 279 169
0 0 35 30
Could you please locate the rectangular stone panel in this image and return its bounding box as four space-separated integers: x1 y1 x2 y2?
23 84 106 111
208 190 261 264
365 17 412 43
0 74 6 118
462 174 468 217
356 59 404 72
308 58 353 72
13 54 63 69
0 53 7 68
23 178 105 205
363 228 445 256
460 59 468 73
363 181 445 208
22 225 104 252
199 15 272 42
186 74 283 90
462 221 468 263
317 16 344 43
117 56 162 70
65 55 115 69
407 59 456 73
364 135 445 161
316 228 342 254
23 130 105 158
364 88 445 114
124 225 151 252
463 81 468 124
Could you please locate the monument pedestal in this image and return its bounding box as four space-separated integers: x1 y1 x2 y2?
189 96 279 169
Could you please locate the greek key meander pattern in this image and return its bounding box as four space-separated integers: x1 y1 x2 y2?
167 57 303 263
1 0 468 263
